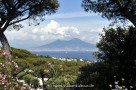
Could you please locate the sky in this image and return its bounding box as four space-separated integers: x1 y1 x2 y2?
5 0 111 49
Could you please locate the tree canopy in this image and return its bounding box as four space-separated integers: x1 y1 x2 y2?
95 26 136 89
0 0 59 61
76 27 136 89
82 0 136 26
0 0 59 32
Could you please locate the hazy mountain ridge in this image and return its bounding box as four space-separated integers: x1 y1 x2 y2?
34 38 96 51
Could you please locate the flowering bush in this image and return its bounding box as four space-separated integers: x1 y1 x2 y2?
109 76 134 90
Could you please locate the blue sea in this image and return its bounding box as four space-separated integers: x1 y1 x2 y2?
33 51 96 61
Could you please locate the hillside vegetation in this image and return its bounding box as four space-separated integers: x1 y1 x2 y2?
0 48 91 89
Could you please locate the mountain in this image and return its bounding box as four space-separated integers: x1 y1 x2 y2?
34 38 96 51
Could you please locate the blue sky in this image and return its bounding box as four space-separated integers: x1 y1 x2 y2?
5 0 111 49
58 0 83 13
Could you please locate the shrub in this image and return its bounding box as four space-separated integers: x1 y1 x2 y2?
30 77 39 89
17 72 26 79
23 74 33 85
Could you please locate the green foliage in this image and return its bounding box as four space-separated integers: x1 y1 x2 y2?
47 75 77 85
15 56 88 78
76 26 136 89
17 71 27 79
82 0 136 26
0 47 94 90
23 74 34 85
0 86 4 90
22 73 39 88
77 26 136 89
96 27 136 82
76 62 110 90
0 0 59 32
0 57 4 61
46 75 78 90
0 48 91 89
30 77 39 89
12 48 37 59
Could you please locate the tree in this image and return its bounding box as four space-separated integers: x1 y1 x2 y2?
76 27 136 89
95 26 136 89
82 0 136 27
76 62 110 90
30 59 51 90
0 0 59 61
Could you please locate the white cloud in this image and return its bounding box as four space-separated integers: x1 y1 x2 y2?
4 18 109 49
40 35 45 41
5 20 80 42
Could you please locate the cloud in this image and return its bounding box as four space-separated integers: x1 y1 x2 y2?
5 20 80 42
4 18 108 49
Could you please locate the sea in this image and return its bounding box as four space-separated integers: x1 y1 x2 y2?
33 51 96 61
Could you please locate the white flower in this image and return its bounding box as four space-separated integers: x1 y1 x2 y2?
109 84 112 88
114 81 118 85
44 69 49 73
122 78 125 81
122 86 125 88
130 86 133 88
